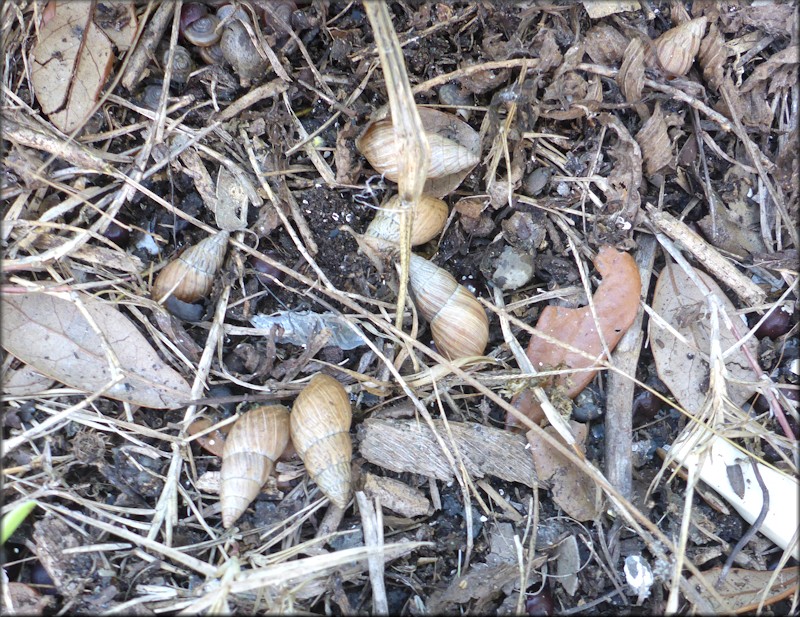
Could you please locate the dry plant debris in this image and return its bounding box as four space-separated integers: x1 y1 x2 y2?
1 1 798 614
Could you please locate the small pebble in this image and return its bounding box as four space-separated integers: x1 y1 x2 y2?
753 305 793 339
103 221 130 247
525 587 554 616
633 390 661 420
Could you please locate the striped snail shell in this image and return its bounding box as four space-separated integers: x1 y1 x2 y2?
356 118 480 182
290 374 352 508
220 404 290 528
407 253 489 359
152 231 229 304
365 194 448 246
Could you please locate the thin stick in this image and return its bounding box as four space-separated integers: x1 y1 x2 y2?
645 204 767 307
356 492 388 615
363 2 430 332
605 235 656 499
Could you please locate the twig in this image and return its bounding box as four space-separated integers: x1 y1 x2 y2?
121 1 175 91
605 235 656 499
356 492 388 615
364 2 430 332
645 204 767 307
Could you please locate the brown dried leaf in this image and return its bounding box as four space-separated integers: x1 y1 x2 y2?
688 566 800 614
5 582 50 615
362 473 432 518
598 113 643 224
32 2 115 133
740 45 799 94
94 1 137 51
511 247 641 427
584 24 629 65
0 293 192 409
636 102 673 176
618 38 645 104
649 261 759 415
698 23 726 92
581 0 640 19
528 422 601 521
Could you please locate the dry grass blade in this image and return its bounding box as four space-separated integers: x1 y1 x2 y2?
363 2 430 332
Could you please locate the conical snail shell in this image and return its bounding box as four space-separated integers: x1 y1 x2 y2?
356 118 479 182
152 231 229 303
365 194 448 246
290 374 352 508
220 404 290 528
408 253 489 359
654 16 707 76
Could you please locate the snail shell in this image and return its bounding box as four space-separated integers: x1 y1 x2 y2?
163 45 194 85
220 404 290 528
654 16 707 76
290 374 352 508
152 231 229 304
356 118 480 182
220 20 267 85
407 253 489 359
365 194 448 246
183 14 222 47
180 3 208 31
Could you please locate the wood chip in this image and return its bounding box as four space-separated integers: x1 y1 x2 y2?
358 418 540 488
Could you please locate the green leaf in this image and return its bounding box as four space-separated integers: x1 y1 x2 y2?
1 500 37 544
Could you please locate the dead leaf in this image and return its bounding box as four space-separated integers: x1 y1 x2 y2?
511 247 641 427
584 24 629 65
527 422 602 521
5 582 50 615
362 473 432 518
215 166 249 231
32 2 115 134
94 1 137 51
618 38 645 104
698 23 726 92
581 0 640 19
688 566 800 614
636 102 673 176
598 113 643 225
0 293 192 409
555 535 581 595
2 362 55 397
649 261 759 414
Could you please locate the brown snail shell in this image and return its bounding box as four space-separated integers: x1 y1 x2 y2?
220 404 290 528
365 194 448 246
290 374 352 508
407 253 489 359
183 14 222 47
654 16 707 76
356 118 479 182
198 43 226 66
180 3 208 31
152 231 229 303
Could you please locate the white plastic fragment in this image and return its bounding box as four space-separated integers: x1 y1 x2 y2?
250 311 367 350
668 431 800 559
624 555 654 605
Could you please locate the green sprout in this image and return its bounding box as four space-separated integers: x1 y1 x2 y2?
1 500 37 544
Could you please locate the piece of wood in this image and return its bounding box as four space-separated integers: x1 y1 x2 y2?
605 235 656 499
358 418 540 488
